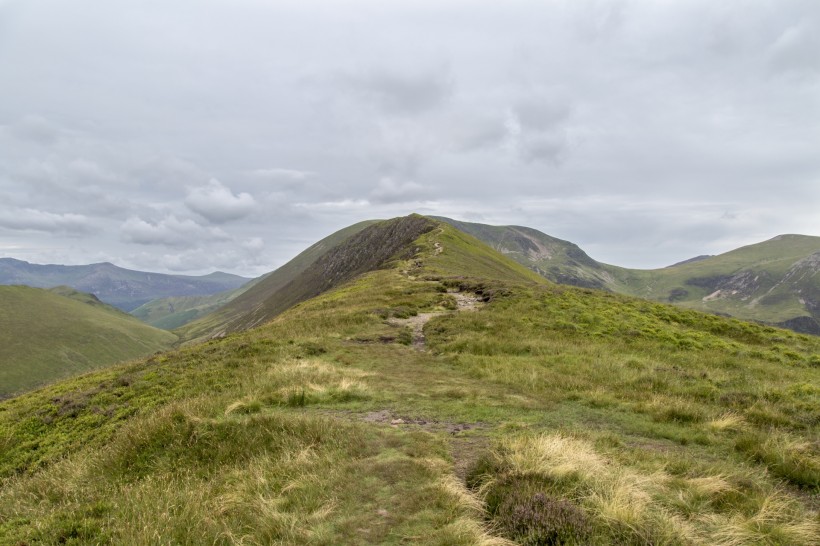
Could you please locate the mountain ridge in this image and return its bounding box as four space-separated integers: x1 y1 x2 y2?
0 258 251 311
434 218 820 334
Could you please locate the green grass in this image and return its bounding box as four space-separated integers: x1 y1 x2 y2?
437 218 820 331
176 219 378 343
0 286 178 398
1 216 818 544
130 284 253 330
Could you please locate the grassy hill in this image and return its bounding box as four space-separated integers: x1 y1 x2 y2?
129 283 258 330
435 218 820 334
0 259 250 311
0 286 177 398
1 216 818 545
615 235 820 332
175 219 379 344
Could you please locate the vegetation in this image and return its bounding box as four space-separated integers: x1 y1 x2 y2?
436 218 820 334
0 286 177 398
176 220 378 343
1 216 817 544
130 283 254 330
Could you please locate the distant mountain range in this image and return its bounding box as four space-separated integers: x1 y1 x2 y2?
435 218 820 335
2 220 818 336
0 258 251 311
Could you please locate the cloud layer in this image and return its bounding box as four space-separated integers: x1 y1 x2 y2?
0 0 817 275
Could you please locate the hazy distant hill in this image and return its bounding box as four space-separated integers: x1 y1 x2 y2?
435 218 820 334
129 283 256 330
0 258 250 311
0 285 177 397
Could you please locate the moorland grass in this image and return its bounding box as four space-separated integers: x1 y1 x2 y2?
1 220 817 544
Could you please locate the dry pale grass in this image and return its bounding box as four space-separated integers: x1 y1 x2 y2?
705 493 820 546
502 433 606 481
487 433 820 545
708 412 746 432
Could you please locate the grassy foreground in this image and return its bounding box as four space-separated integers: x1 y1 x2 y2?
1 220 818 544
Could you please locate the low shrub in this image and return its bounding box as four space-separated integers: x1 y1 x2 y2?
497 490 592 546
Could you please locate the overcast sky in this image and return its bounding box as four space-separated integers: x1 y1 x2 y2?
1 0 818 276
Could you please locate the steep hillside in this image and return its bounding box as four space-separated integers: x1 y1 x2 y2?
435 219 820 334
0 286 177 398
0 259 250 311
176 218 407 343
1 216 818 545
433 216 623 290
618 234 820 333
130 282 258 330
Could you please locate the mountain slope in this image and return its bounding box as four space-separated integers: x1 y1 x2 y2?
1 216 818 545
130 282 258 330
433 216 621 290
435 218 820 334
0 259 250 311
175 218 386 343
617 234 820 333
0 285 177 397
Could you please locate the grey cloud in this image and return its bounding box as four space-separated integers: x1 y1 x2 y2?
0 207 92 234
518 132 573 165
185 179 256 224
369 177 426 204
345 66 453 115
767 22 820 75
121 215 230 247
4 115 63 145
248 168 315 181
513 94 573 132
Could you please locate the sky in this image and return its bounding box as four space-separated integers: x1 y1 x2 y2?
1 0 818 277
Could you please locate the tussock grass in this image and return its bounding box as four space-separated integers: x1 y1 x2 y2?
708 412 746 432
472 432 819 545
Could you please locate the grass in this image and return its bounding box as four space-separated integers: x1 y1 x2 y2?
1 216 818 544
0 285 177 398
436 218 820 330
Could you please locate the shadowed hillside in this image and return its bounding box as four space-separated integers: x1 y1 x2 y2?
177 217 432 343
1 216 817 545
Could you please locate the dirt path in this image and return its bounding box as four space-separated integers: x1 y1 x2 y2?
388 290 482 350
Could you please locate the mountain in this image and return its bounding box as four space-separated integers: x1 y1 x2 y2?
130 282 257 330
0 258 251 311
616 234 820 334
435 218 820 334
432 216 622 290
0 285 177 398
1 215 818 545
175 219 379 343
